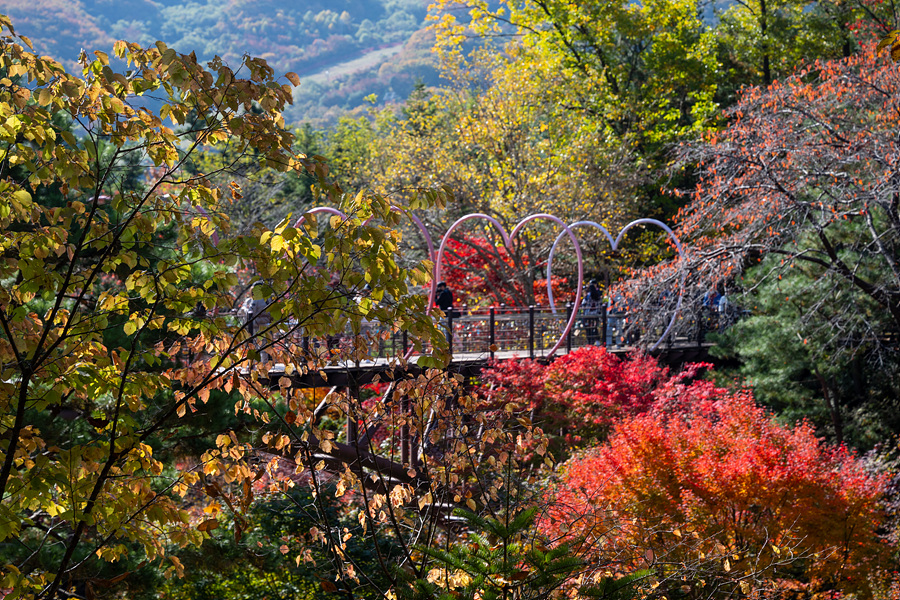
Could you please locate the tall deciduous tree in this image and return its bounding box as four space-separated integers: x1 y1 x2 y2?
0 16 445 599
356 62 640 305
714 0 900 95
662 46 900 376
429 0 720 161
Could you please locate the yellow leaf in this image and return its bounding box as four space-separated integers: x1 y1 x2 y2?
38 88 52 106
877 31 899 53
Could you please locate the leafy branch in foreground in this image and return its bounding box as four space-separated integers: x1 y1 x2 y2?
0 14 447 600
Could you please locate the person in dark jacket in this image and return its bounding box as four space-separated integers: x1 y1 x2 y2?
435 281 455 347
584 280 602 344
436 281 454 312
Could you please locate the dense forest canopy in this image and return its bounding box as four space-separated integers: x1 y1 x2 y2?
0 0 900 598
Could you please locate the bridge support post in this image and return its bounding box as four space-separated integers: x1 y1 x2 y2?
528 305 535 359
489 307 496 360
697 311 705 348
346 385 358 446
400 396 409 467
447 310 454 356
601 303 608 348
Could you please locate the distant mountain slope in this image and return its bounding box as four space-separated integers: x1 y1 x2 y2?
0 0 438 123
285 26 441 125
1 0 113 68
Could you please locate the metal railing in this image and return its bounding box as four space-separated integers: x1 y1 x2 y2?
200 302 723 369
298 303 717 362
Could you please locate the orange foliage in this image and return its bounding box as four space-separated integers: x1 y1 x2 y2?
542 392 892 597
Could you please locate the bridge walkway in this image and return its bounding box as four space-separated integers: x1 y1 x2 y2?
260 304 717 388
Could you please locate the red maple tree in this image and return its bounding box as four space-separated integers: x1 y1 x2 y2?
542 391 892 597
477 347 707 453
620 45 900 357
441 234 571 307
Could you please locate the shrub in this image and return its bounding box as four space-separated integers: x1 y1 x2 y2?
478 347 704 453
542 392 892 598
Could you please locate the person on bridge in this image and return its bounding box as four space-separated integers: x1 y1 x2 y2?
435 281 455 347
583 280 603 345
436 281 454 313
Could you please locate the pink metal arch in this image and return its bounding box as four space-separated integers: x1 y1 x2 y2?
546 219 685 351
292 206 436 361
286 206 685 356
434 213 584 357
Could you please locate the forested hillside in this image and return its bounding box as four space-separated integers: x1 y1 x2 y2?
0 0 440 122
2 0 900 597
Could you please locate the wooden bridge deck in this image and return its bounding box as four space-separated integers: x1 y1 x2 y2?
260 341 715 388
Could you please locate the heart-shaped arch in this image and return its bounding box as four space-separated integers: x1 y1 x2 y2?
292 206 437 360
546 219 685 351
434 213 585 357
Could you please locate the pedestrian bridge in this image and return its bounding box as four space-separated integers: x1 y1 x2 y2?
243 304 718 517
261 303 719 389
233 207 719 510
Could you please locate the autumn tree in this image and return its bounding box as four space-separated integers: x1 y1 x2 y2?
428 0 720 174
543 390 893 598
629 47 900 412
0 20 572 600
0 16 448 600
351 62 637 304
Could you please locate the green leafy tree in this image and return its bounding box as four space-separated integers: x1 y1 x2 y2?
0 16 444 600
340 0 722 302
